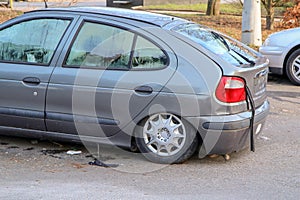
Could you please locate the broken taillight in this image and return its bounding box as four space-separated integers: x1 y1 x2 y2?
216 76 246 103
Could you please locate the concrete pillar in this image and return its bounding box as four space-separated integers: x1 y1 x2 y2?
242 0 262 46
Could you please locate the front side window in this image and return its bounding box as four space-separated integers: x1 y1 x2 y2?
65 22 134 69
0 18 70 65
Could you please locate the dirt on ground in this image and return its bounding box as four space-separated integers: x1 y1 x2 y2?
0 10 22 23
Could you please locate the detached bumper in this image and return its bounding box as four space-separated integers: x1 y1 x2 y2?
185 100 270 157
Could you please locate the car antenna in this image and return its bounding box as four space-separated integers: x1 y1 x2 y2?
44 0 48 8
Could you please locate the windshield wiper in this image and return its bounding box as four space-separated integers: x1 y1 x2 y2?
231 49 256 66
211 31 230 51
211 31 256 66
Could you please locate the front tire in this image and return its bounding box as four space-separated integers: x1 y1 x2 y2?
135 113 198 164
286 49 300 86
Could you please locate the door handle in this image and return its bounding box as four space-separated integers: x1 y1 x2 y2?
22 77 41 85
134 85 153 94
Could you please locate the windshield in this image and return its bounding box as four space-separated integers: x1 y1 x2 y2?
172 23 258 67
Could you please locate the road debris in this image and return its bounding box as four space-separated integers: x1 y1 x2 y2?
41 149 66 155
88 159 119 168
66 150 82 155
7 146 19 149
50 141 64 147
23 147 34 151
258 135 271 141
223 154 231 161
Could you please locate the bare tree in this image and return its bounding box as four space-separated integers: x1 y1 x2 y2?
214 0 220 16
206 0 221 16
261 0 283 30
44 0 48 8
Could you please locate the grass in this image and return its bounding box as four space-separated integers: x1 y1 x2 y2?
0 10 23 23
144 3 288 17
145 3 243 15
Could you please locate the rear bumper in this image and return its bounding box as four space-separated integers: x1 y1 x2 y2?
185 100 270 157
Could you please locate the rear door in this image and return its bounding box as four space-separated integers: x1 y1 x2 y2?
46 16 177 138
0 14 77 130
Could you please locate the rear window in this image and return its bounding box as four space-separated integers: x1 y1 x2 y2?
172 23 258 67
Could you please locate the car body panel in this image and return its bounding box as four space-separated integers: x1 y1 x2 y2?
168 29 268 112
0 12 80 131
45 15 178 137
187 100 269 155
0 63 51 131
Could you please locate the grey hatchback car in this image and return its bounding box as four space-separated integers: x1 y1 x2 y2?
0 7 269 163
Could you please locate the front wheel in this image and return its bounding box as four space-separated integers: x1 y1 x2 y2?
286 49 300 86
135 113 198 164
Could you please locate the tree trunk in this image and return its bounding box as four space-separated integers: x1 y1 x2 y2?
206 0 215 16
44 0 48 8
213 0 221 16
266 0 275 30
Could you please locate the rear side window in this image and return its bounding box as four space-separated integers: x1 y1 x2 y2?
132 36 168 69
65 21 168 70
65 22 134 69
0 18 70 65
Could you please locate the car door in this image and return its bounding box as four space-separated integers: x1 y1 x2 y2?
0 14 77 130
46 17 177 138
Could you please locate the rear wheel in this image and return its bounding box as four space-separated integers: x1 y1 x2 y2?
286 49 300 86
135 113 198 164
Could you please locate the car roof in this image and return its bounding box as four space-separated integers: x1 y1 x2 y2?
28 7 187 27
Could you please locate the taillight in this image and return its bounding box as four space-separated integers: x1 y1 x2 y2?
216 76 246 103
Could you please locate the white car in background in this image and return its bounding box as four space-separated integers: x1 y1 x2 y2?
259 28 300 85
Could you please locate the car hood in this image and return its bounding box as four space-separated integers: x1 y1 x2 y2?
266 27 300 47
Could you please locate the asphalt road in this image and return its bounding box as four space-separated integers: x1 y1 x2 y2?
0 74 299 200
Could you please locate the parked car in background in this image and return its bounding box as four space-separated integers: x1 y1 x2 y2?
260 28 300 85
0 7 269 163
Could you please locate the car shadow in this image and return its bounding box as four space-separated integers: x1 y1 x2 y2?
267 74 293 86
